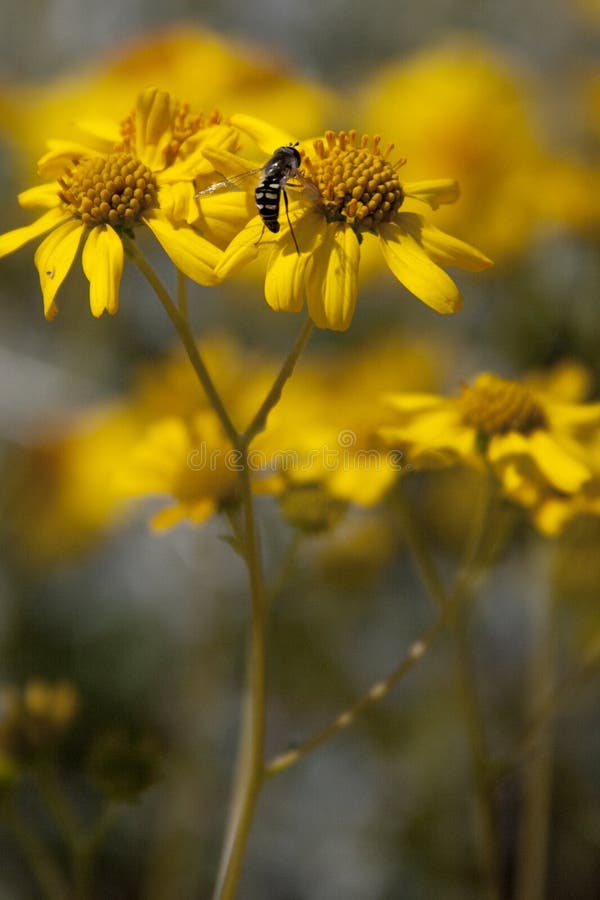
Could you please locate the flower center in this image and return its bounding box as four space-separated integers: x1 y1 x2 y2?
57 153 158 229
302 130 405 230
460 374 548 436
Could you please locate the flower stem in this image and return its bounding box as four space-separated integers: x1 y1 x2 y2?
176 267 189 320
127 242 316 900
211 456 267 900
400 473 504 900
515 547 554 900
125 238 239 448
265 616 446 777
3 794 70 900
243 317 314 444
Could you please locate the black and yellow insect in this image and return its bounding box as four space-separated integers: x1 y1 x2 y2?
196 142 303 253
253 143 301 243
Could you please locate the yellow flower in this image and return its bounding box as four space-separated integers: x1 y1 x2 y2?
6 404 143 568
380 372 600 526
0 26 332 172
254 331 442 504
357 41 600 259
213 116 492 331
0 680 79 763
113 331 440 530
0 88 250 318
116 413 240 531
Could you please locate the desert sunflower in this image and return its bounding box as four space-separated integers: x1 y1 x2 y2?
380 372 600 524
0 87 251 318
210 115 493 331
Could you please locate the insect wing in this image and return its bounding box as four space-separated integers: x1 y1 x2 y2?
195 168 263 198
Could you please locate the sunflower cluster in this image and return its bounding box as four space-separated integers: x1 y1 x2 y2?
0 86 491 328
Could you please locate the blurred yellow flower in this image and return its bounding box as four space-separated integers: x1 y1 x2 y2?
254 331 442 504
380 371 600 533
0 88 250 318
7 403 142 568
0 26 332 170
116 413 239 531
8 333 441 545
357 40 599 259
213 117 492 331
0 680 79 763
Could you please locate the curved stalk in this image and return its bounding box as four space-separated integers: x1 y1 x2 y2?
125 239 239 448
265 616 446 777
211 458 267 900
126 245 316 900
399 473 505 900
243 317 314 444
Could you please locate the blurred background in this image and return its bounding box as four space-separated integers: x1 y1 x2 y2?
0 1 599 898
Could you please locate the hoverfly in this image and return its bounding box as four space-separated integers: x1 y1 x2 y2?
196 143 304 254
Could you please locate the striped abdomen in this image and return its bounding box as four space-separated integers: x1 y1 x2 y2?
255 175 283 233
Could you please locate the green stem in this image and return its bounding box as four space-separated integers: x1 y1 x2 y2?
400 472 504 900
125 238 239 449
243 317 314 444
176 268 189 320
452 607 502 900
265 613 448 777
126 242 315 900
3 793 70 900
515 548 554 900
36 766 114 900
513 635 600 767
211 456 267 900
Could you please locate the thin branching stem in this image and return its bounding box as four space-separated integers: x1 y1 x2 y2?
3 793 70 900
125 239 239 448
400 473 505 900
129 245 316 900
243 317 314 444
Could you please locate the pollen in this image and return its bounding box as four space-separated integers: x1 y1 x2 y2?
57 153 158 229
460 374 548 436
302 130 405 230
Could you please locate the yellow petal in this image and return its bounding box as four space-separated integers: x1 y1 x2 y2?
196 191 256 247
403 179 460 209
306 224 360 331
164 124 242 181
384 392 447 412
229 114 297 156
214 218 264 280
417 220 493 272
143 211 221 285
264 211 322 312
198 145 262 184
151 499 216 531
36 141 95 179
150 504 187 531
489 430 591 494
265 246 308 313
0 207 70 258
34 219 85 319
82 225 124 317
134 88 174 171
158 182 196 224
532 498 573 537
379 222 463 314
18 183 61 210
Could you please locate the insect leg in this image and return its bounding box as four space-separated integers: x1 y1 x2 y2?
254 223 266 248
282 188 300 255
